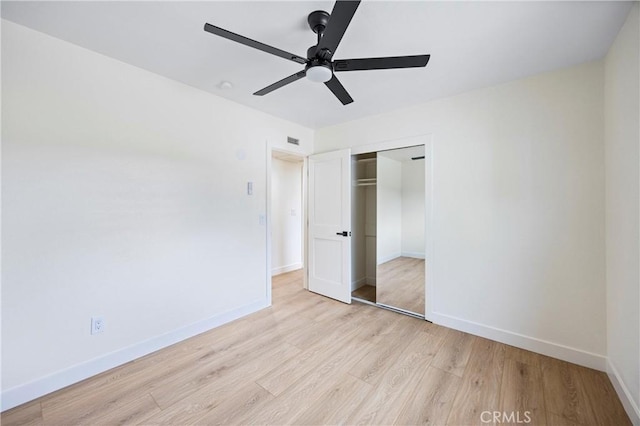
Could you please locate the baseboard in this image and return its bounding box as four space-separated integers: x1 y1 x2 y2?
1 298 269 412
351 277 366 291
378 253 402 264
271 263 302 276
607 359 640 424
430 311 607 371
401 251 425 259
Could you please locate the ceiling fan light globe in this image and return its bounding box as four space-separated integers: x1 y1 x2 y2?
306 65 332 83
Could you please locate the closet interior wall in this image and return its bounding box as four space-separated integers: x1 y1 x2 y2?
351 154 377 300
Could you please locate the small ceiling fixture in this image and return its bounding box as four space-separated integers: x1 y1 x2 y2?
218 81 233 90
203 0 430 105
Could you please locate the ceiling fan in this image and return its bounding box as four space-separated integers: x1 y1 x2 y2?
203 0 430 105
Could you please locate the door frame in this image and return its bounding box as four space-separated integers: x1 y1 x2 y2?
266 144 308 306
351 134 434 321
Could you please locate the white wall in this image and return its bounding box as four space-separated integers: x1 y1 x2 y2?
604 3 640 423
271 158 303 275
401 160 425 258
364 185 377 284
1 21 313 409
316 61 606 369
376 156 402 264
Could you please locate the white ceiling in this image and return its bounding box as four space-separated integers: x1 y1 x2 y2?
1 1 632 129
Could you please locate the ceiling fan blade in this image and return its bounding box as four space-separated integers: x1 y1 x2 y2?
254 71 307 96
315 1 361 60
334 55 430 72
324 75 353 105
204 23 307 65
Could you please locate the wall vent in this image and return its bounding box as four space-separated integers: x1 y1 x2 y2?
287 136 300 146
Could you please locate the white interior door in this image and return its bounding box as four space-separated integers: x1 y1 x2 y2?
308 149 351 303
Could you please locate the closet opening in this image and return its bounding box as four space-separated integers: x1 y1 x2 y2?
351 152 378 305
350 145 426 319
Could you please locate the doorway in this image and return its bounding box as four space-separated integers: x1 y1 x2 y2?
267 149 307 304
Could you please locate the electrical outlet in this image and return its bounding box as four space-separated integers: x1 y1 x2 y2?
91 317 105 335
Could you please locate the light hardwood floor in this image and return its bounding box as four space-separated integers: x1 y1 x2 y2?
377 256 425 315
351 284 376 303
2 270 631 425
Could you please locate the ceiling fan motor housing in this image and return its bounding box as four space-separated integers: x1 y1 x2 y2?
307 45 332 62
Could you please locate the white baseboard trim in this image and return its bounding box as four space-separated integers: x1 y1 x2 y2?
1 298 269 412
351 277 366 291
351 277 377 291
607 359 640 424
378 253 402 264
271 263 302 276
401 251 425 259
430 311 607 371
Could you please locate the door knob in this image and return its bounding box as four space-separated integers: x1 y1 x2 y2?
336 231 349 236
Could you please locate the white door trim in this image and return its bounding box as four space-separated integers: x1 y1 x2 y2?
350 135 430 156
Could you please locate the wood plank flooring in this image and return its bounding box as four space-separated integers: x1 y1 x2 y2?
1 270 631 425
351 284 376 303
377 256 425 315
